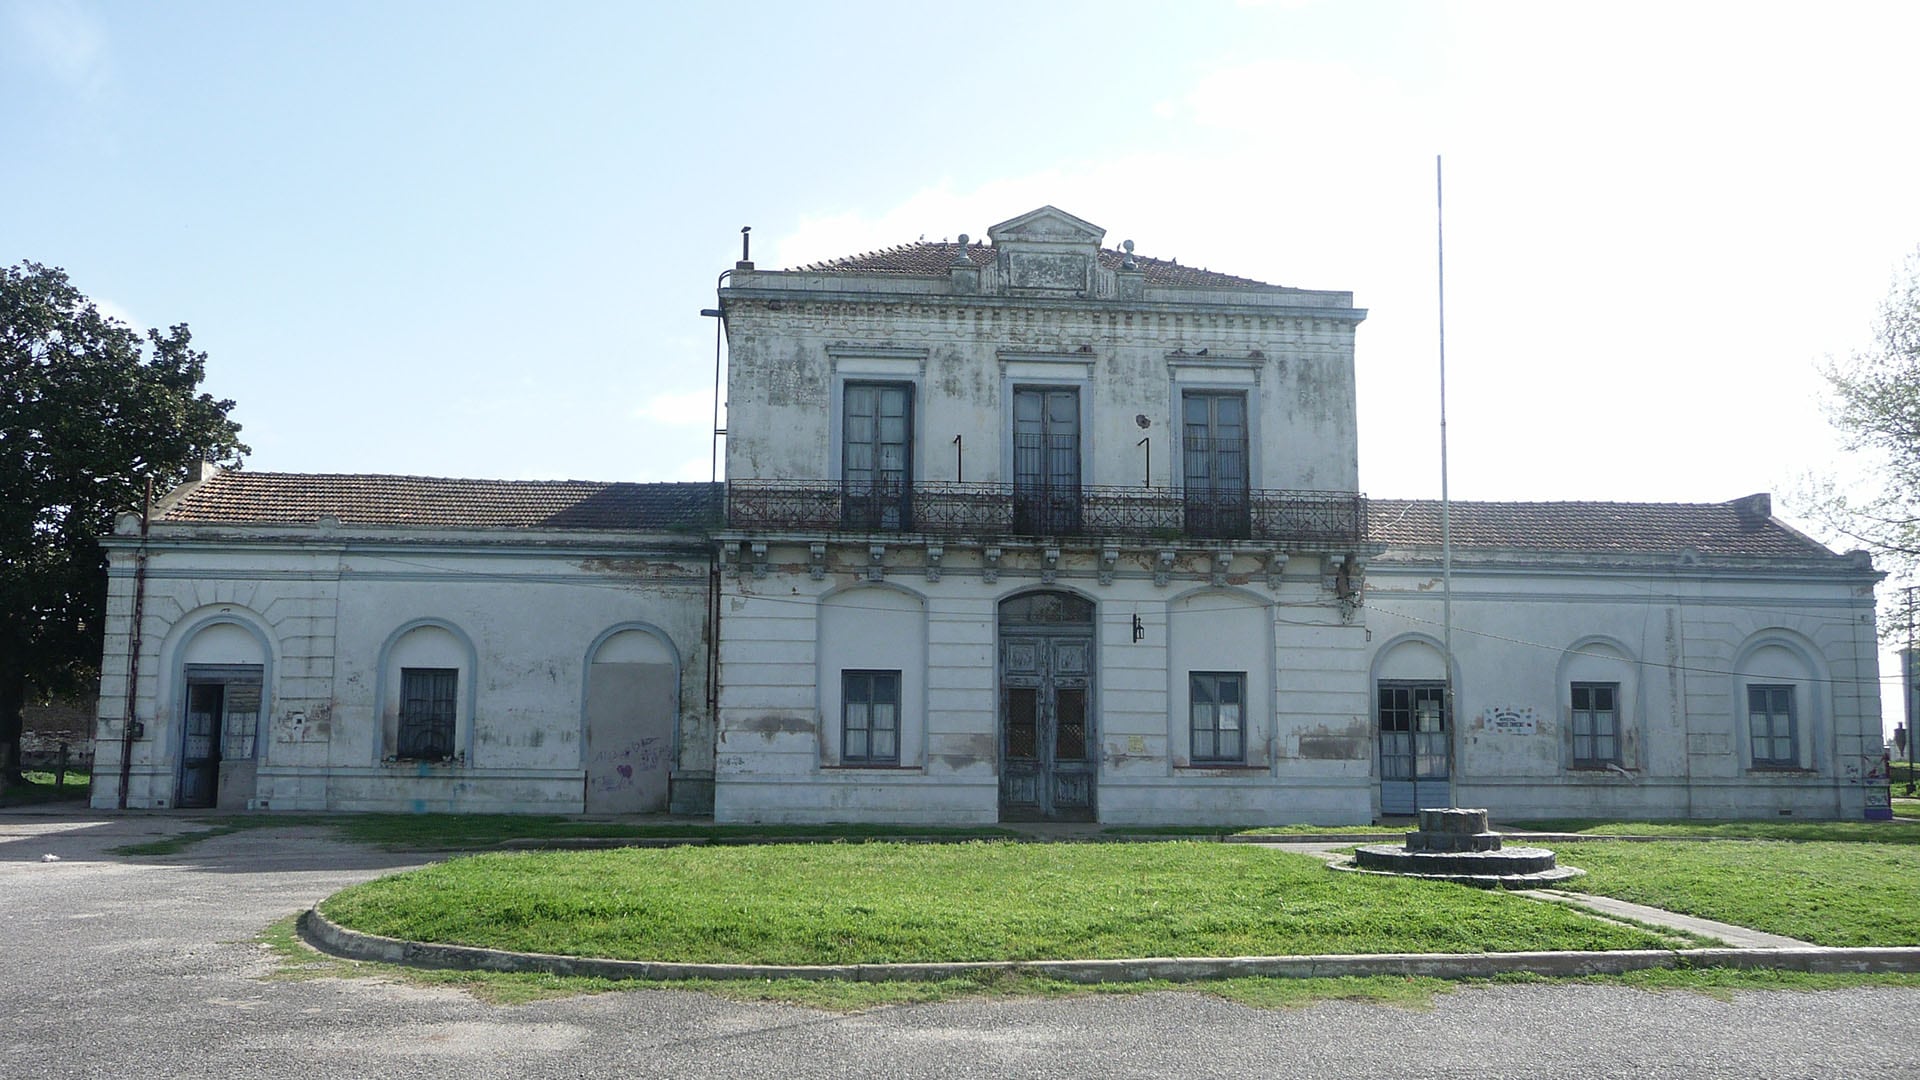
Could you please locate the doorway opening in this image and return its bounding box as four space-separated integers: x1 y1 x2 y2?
177 664 262 809
998 591 1096 821
1378 679 1448 815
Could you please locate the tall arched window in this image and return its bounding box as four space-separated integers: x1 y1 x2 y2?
378 621 475 764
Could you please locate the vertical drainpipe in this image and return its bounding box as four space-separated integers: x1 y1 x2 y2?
707 558 721 722
117 477 153 810
702 260 738 766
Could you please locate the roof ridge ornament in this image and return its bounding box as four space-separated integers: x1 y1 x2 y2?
952 234 973 266
1121 239 1137 270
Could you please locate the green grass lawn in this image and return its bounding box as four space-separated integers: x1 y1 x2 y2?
111 813 1014 855
0 769 91 806
319 841 1674 966
1508 818 1920 844
1555 840 1920 947
1104 823 1406 837
123 813 1396 856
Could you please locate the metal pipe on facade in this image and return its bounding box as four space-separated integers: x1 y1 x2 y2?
1907 587 1916 790
701 262 736 731
117 476 152 810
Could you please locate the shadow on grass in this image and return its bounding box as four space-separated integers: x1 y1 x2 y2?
1506 818 1920 844
0 771 92 808
110 813 1018 858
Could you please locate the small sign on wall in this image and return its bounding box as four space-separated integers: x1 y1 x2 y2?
1482 706 1538 735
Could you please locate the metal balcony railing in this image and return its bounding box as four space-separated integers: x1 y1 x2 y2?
725 479 1365 546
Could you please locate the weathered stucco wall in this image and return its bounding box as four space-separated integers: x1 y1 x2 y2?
93 211 1881 828
715 539 1882 825
711 214 1377 825
713 542 1376 825
720 294 1362 495
91 526 713 815
1363 553 1884 820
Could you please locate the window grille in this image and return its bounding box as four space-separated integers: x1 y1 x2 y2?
398 667 458 761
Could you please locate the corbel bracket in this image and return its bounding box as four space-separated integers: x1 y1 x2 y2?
1265 550 1289 591
1321 552 1347 594
1211 549 1233 587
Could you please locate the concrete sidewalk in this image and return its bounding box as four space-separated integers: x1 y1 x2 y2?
1242 839 1821 951
1517 889 1817 949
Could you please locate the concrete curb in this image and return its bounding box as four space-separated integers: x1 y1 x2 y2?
489 833 1395 851
297 907 1920 985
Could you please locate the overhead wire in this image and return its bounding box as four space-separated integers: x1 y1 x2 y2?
330 548 1906 691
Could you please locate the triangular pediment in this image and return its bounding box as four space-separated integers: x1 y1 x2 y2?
986 206 1106 246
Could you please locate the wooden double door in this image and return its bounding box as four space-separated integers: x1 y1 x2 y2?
998 592 1096 821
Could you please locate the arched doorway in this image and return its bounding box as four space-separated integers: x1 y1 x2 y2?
998 590 1096 821
1373 635 1450 816
174 618 269 810
584 626 678 814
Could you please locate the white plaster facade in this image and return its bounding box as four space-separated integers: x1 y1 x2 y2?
89 206 1886 823
1364 542 1885 820
91 495 715 815
708 206 1884 825
712 207 1378 823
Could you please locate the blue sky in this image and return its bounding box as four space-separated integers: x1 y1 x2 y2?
7 1 1919 722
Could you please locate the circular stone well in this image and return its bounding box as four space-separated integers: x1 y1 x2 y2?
1348 808 1583 887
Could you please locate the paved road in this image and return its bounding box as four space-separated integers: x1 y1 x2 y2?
3 811 1917 1080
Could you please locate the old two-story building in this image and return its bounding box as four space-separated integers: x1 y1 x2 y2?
88 206 1887 822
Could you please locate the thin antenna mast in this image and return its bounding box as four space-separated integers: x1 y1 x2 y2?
1907 586 1916 790
1437 154 1458 811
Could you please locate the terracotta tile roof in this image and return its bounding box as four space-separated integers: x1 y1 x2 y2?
160 471 720 532
160 474 1841 561
1365 496 1837 559
791 241 1272 289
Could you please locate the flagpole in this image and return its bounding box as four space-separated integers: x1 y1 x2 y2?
1437 154 1458 811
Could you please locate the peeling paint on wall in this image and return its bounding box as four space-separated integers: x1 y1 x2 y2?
736 714 817 738
934 733 996 771
1296 722 1369 760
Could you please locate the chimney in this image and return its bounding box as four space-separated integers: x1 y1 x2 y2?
1732 492 1772 527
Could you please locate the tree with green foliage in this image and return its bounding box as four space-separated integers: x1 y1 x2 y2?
1 262 247 786
1812 248 1920 617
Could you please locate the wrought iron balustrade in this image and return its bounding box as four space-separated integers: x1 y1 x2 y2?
725 479 1365 545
